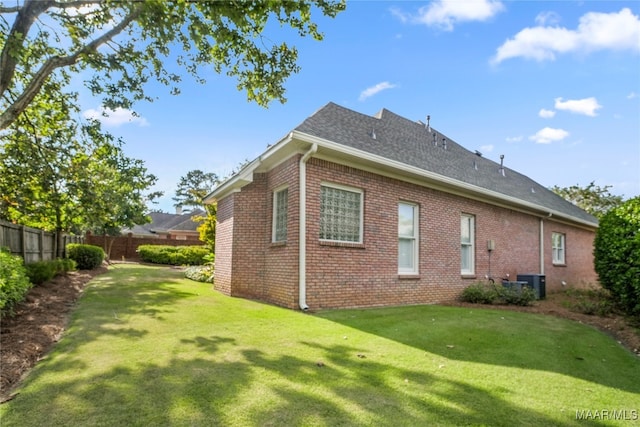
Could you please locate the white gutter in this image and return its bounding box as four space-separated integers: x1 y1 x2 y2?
298 143 317 311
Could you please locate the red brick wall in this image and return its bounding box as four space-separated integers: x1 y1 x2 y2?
543 221 598 291
86 233 204 261
215 156 597 310
214 194 235 296
263 156 301 308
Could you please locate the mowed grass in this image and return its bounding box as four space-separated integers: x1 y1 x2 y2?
1 264 638 427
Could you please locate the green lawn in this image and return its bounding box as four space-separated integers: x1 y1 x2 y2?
1 264 638 426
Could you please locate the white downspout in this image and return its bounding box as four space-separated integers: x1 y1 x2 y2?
299 143 318 310
539 217 545 275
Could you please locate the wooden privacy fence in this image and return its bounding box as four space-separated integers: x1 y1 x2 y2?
0 219 84 263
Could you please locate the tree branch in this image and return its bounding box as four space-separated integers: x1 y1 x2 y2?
0 4 144 130
0 0 52 100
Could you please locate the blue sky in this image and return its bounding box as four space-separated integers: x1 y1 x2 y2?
80 1 640 213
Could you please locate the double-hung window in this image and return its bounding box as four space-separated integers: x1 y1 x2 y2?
398 203 419 274
461 214 475 275
272 187 288 242
319 184 363 243
552 232 565 265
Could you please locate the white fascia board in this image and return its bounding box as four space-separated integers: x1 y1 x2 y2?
291 131 597 230
203 133 297 203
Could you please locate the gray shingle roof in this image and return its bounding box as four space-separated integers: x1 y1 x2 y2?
123 210 203 236
295 102 597 226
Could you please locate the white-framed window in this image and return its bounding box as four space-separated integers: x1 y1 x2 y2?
552 232 565 265
272 187 288 242
398 202 419 274
461 214 475 275
319 183 363 243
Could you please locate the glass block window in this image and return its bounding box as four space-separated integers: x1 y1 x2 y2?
272 187 288 242
398 202 418 274
552 232 565 264
461 214 475 274
319 184 363 243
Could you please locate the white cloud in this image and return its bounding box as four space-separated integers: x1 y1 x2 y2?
554 97 602 116
506 135 523 143
535 11 561 26
538 108 556 118
480 144 494 152
529 127 569 144
392 0 504 31
359 81 398 101
491 8 640 64
83 107 149 127
627 92 637 99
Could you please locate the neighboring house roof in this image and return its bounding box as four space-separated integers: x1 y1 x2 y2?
122 209 203 236
206 102 598 228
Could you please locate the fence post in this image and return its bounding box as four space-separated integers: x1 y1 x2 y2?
21 224 26 261
40 229 45 261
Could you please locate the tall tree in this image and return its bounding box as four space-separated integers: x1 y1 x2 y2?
0 85 160 256
0 0 345 130
173 169 219 212
550 181 624 219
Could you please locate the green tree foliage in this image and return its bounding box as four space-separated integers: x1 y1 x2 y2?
0 0 346 130
550 181 624 219
194 203 217 252
593 196 640 320
173 170 219 211
0 83 160 258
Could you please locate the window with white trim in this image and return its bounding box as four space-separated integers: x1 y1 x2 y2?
552 232 565 264
272 187 288 242
461 214 475 275
398 202 419 274
319 184 363 243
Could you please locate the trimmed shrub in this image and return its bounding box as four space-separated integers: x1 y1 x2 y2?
593 197 640 320
460 282 497 304
460 281 535 306
498 285 536 306
137 245 208 266
25 261 58 285
24 258 77 285
0 249 32 317
67 244 105 270
184 265 215 283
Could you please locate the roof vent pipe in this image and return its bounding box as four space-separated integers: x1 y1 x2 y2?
442 138 447 150
426 115 431 133
370 128 376 140
499 154 505 176
432 132 438 146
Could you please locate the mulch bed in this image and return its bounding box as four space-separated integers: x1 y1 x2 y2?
1 266 107 403
1 267 638 403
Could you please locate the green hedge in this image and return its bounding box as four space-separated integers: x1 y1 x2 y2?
67 244 105 270
594 196 640 320
0 249 32 318
137 245 209 266
25 258 77 286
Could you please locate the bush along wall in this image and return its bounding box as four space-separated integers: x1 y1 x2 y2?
0 249 32 318
67 244 105 270
137 245 209 266
25 258 77 285
594 196 640 321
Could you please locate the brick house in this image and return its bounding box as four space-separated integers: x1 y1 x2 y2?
204 103 598 310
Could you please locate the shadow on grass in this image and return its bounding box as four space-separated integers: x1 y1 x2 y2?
63 265 195 343
1 334 594 427
316 305 640 395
